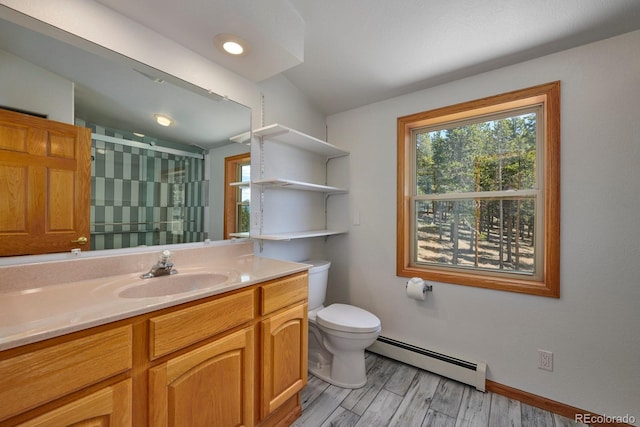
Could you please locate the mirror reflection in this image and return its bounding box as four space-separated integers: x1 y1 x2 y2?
0 16 251 255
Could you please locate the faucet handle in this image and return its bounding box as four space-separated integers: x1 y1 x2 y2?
159 250 172 261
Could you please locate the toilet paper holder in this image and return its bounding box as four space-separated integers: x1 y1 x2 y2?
406 279 433 293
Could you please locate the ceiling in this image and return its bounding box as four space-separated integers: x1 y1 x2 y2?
94 0 640 116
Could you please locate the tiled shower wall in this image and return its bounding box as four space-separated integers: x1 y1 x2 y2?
78 120 208 250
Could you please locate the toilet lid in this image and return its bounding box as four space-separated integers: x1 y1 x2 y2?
316 303 381 333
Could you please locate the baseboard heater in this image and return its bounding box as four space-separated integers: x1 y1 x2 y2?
368 336 487 392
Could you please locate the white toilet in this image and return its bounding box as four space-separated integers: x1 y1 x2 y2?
305 260 381 388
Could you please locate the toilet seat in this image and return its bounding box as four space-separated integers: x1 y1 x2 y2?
317 303 381 333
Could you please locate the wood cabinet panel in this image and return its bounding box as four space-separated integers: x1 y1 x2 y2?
16 379 132 427
260 272 308 316
149 289 254 359
149 327 254 427
0 326 132 421
260 303 308 419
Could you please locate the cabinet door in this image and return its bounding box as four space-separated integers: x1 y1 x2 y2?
149 327 254 427
17 379 131 427
260 303 308 419
0 108 91 256
0 325 132 422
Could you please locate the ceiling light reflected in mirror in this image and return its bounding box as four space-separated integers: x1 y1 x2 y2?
154 114 174 127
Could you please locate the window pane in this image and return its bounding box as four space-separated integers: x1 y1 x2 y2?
237 204 250 233
414 198 536 275
240 186 251 203
415 112 537 195
240 164 250 182
238 163 251 203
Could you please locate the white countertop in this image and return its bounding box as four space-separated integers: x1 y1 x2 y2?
0 253 309 351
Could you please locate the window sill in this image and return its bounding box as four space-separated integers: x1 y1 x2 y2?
397 265 559 298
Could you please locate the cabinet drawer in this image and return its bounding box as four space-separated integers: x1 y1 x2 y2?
0 325 132 422
17 379 132 427
260 272 308 315
149 288 255 359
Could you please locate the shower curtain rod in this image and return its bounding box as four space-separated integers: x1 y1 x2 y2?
92 133 205 159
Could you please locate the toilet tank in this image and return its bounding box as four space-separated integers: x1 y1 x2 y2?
303 259 331 311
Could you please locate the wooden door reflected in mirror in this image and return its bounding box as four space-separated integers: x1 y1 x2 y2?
0 109 91 256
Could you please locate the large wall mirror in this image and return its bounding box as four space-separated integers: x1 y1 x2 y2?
0 13 251 259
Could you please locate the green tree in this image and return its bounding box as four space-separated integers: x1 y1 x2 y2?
415 112 537 271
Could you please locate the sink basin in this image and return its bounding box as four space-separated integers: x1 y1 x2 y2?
118 273 229 298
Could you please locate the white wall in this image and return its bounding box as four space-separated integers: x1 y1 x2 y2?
258 74 327 140
0 49 74 123
326 30 640 420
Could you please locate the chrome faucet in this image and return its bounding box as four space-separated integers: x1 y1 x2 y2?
141 250 178 279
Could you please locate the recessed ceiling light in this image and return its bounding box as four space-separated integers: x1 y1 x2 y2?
154 114 173 127
223 41 244 55
133 132 145 137
214 33 249 56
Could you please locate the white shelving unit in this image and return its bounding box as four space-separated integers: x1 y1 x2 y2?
252 178 347 194
251 124 349 244
229 131 251 145
253 124 348 158
228 232 250 238
250 230 346 241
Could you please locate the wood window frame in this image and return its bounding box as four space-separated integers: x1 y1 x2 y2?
223 152 250 239
397 81 560 297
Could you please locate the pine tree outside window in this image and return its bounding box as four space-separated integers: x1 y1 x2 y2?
397 82 560 297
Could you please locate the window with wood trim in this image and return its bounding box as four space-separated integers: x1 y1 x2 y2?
224 153 250 239
397 82 560 297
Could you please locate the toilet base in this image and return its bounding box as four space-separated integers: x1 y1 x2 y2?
308 343 369 389
308 361 367 389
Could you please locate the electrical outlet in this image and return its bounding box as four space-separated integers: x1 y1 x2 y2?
538 349 553 371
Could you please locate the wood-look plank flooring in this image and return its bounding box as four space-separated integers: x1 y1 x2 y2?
294 352 590 427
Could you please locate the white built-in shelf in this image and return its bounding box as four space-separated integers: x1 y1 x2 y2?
229 181 251 187
253 124 348 158
252 178 347 194
251 230 347 241
229 131 251 145
229 232 250 238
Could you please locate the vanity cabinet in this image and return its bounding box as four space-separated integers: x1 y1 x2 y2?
147 288 256 427
0 271 308 427
260 304 307 419
0 325 132 425
15 380 132 427
259 273 308 420
148 289 255 359
148 327 254 427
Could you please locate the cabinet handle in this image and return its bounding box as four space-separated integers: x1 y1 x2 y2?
71 236 88 245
